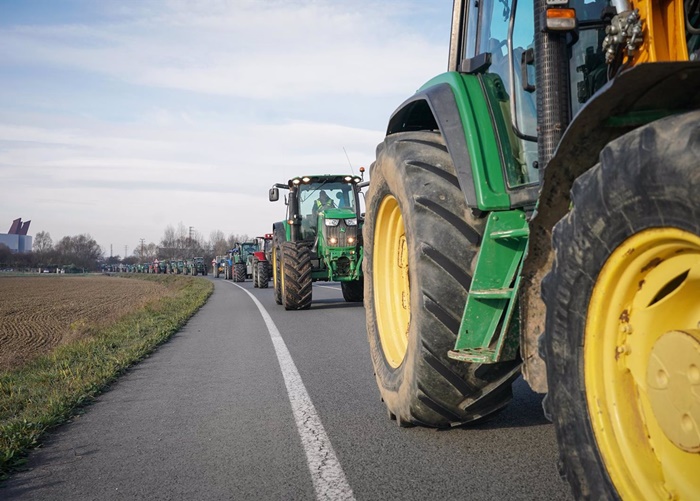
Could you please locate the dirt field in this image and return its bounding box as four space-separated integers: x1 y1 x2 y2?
0 275 171 370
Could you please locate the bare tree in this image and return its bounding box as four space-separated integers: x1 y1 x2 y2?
53 234 102 271
227 233 250 247
33 231 53 253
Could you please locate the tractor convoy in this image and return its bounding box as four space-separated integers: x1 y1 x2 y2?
105 0 700 497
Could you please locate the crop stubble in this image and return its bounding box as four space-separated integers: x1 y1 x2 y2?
0 276 170 370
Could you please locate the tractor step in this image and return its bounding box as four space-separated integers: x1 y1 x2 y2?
469 288 514 299
449 210 529 364
447 347 498 364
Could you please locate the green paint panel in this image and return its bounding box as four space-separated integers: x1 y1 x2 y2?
419 72 510 210
449 210 528 363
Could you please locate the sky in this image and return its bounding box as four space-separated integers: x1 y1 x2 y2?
0 0 452 258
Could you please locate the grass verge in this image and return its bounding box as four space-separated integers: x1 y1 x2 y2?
0 274 213 478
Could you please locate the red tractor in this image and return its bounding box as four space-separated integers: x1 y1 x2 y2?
251 234 273 289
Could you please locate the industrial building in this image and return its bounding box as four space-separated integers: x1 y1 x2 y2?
0 218 32 253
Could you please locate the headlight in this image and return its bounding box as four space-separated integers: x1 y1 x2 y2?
344 218 357 226
329 237 338 244
347 237 355 244
325 218 339 227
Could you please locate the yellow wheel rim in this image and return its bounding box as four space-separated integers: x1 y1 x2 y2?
272 247 278 286
585 228 700 500
373 195 410 368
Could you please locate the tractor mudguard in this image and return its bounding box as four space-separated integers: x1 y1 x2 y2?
272 221 288 244
385 74 540 212
520 61 700 393
252 251 267 262
387 82 479 208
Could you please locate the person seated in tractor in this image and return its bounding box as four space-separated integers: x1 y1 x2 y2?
312 190 335 218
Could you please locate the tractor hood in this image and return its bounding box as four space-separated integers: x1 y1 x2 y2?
322 208 358 219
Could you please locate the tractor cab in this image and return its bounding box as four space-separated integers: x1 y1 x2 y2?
270 174 363 246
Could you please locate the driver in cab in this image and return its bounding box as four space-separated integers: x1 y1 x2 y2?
312 190 335 218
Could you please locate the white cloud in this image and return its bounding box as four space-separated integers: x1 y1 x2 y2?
0 0 451 254
0 0 446 99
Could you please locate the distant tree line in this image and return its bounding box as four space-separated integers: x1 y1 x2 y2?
0 232 102 272
0 225 255 273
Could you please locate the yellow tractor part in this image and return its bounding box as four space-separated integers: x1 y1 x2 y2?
373 195 411 368
585 227 700 499
632 0 689 64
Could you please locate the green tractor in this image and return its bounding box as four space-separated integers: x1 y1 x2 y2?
363 0 700 498
230 241 258 282
269 174 366 310
192 256 207 276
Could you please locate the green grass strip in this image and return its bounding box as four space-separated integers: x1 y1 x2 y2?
0 274 214 478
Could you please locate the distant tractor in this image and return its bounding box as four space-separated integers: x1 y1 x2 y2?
192 256 207 276
251 234 273 288
213 255 229 279
229 241 258 282
269 173 366 310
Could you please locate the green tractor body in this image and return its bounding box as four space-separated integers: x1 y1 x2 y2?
229 241 258 282
192 256 207 276
364 0 700 498
269 174 366 309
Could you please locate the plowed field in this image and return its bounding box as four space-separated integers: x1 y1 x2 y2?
0 275 170 370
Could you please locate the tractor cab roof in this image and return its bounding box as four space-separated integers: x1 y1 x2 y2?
286 174 362 189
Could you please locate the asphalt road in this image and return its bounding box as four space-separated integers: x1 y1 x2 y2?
2 278 572 500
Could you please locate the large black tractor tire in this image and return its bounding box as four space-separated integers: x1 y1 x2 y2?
364 131 521 427
281 241 312 310
341 279 363 302
256 260 270 289
541 111 700 500
273 246 283 304
252 258 259 288
234 263 247 282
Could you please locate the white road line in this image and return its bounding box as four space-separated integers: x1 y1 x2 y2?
316 284 340 290
227 282 355 501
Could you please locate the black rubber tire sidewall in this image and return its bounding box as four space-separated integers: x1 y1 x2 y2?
542 111 700 500
364 131 520 427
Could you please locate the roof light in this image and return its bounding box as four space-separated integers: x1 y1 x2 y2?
292 178 300 185
302 177 311 183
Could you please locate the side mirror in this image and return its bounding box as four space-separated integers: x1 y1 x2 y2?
269 187 279 202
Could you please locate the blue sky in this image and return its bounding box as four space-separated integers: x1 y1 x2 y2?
0 0 452 257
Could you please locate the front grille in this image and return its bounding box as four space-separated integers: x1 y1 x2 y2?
324 220 358 247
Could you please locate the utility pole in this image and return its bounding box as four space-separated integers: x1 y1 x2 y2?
110 244 113 258
140 238 145 260
125 245 128 258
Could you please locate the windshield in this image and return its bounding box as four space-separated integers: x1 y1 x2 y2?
298 182 357 217
241 243 258 255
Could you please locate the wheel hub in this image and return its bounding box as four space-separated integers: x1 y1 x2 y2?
646 329 700 452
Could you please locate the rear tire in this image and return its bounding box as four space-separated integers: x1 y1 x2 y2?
273 246 282 304
542 111 700 499
252 258 259 288
364 131 520 427
341 280 363 302
257 260 270 289
234 263 246 282
281 241 312 310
